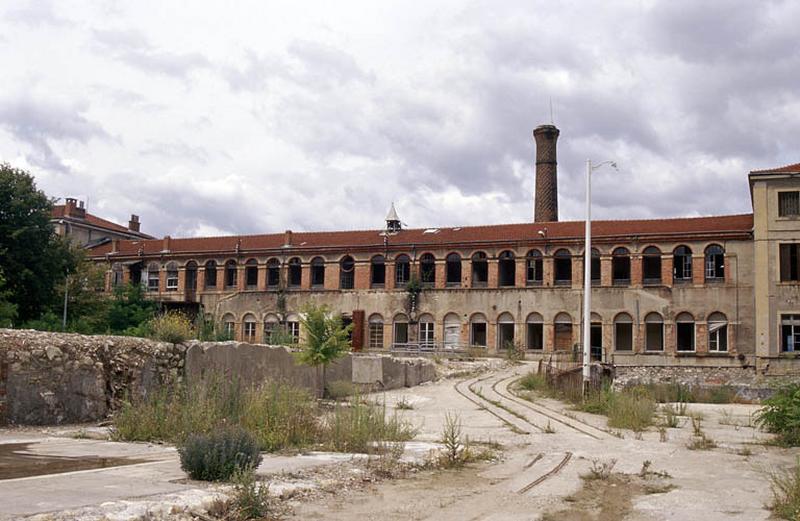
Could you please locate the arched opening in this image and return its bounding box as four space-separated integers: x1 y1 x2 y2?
526 250 543 285
371 255 386 287
590 312 602 360
165 262 178 291
590 248 601 284
204 260 217 289
526 313 544 350
418 313 435 349
267 258 280 288
245 259 258 289
393 313 409 347
340 256 355 289
242 313 257 343
676 312 695 352
263 314 279 344
185 261 198 292
705 244 725 281
469 313 487 347
471 252 488 287
645 312 664 351
614 313 633 351
642 246 662 284
498 251 516 287
673 246 693 282
285 313 300 343
708 312 728 352
368 314 384 349
554 249 572 285
497 312 515 349
288 257 302 287
419 253 436 286
311 257 325 287
443 313 461 349
554 312 573 350
224 260 237 289
221 313 236 340
612 247 631 285
395 254 411 287
446 253 462 286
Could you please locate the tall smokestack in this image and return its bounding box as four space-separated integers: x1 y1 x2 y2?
533 124 560 222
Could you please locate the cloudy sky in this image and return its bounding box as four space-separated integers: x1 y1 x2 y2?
1 1 798 238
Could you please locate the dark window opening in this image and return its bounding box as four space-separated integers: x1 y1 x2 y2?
590 249 600 284
472 252 488 287
612 247 630 285
204 261 217 288
615 320 633 351
245 260 258 289
526 323 543 350
130 263 142 286
371 255 386 287
446 253 461 286
395 255 410 286
340 256 355 289
311 257 325 287
394 321 409 345
419 253 435 286
642 247 662 284
554 249 572 285
526 250 543 285
288 258 301 287
673 246 693 282
705 245 724 281
470 322 487 347
645 313 663 351
781 244 800 282
676 316 695 352
224 261 237 288
185 262 197 291
590 323 602 360
498 322 515 349
267 259 280 288
498 251 516 287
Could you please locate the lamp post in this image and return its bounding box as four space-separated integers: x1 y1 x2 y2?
583 159 617 394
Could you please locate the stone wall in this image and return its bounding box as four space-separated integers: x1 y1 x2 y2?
0 329 183 425
613 365 777 400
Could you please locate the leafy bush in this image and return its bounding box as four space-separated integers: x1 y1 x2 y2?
179 427 262 481
756 384 800 446
145 310 194 343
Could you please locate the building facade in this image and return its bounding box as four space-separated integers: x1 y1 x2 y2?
52 198 152 247
87 127 800 376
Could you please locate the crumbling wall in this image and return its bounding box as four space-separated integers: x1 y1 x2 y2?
0 329 183 425
613 365 777 400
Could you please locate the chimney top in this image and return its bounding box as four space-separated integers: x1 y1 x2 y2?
64 197 86 219
283 229 293 247
533 124 560 222
128 214 140 232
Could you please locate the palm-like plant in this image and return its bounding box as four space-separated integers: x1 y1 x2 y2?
296 303 353 397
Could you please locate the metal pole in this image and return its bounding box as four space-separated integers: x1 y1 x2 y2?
62 275 69 330
583 159 592 391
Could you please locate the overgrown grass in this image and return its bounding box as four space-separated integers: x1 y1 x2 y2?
113 378 414 454
517 372 549 393
756 384 800 446
641 383 740 404
770 458 800 520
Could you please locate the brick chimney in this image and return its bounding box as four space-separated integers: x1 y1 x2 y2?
533 124 560 222
128 214 140 232
283 230 293 247
111 239 119 253
162 235 171 252
64 198 86 219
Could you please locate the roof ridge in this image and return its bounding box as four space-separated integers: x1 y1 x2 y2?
750 162 800 173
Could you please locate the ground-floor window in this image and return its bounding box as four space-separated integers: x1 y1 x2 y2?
369 315 384 349
222 314 235 339
470 314 487 347
526 313 543 350
243 317 257 343
286 321 300 342
553 313 572 351
781 314 800 352
645 313 664 351
394 316 409 346
614 313 633 351
676 312 695 352
264 318 278 344
708 312 728 352
419 317 435 348
497 312 515 349
444 313 461 349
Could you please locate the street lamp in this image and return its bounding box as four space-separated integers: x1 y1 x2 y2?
583 159 617 394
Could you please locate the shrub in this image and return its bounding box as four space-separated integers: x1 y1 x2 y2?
583 458 617 480
756 384 800 446
227 469 281 520
146 310 194 343
179 427 262 481
238 384 319 452
440 412 466 468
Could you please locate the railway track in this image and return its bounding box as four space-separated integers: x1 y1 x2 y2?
517 451 573 494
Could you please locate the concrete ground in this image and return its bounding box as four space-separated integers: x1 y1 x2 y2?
1 361 798 520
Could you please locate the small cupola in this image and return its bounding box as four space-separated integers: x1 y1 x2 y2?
385 202 402 233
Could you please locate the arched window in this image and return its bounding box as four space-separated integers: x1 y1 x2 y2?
554 312 573 350
242 313 257 343
245 259 258 289
708 312 728 352
498 251 516 287
419 253 436 286
645 312 664 351
419 313 435 348
224 260 238 288
642 246 662 284
526 313 544 350
221 313 236 340
285 313 300 343
612 247 630 285
147 262 160 292
267 258 281 288
185 261 198 291
554 249 572 285
311 257 325 287
614 313 633 351
371 255 386 287
526 250 543 285
443 313 461 349
497 312 515 349
674 246 693 282
111 263 123 288
288 257 302 287
676 312 695 352
368 314 384 349
705 244 725 281
340 256 355 289
469 313 487 347
263 314 279 344
165 262 179 291
471 252 488 286
393 313 409 347
204 260 217 289
446 253 462 286
589 248 601 284
395 254 410 286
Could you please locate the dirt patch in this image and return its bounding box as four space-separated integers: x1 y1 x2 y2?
0 442 147 480
541 473 675 521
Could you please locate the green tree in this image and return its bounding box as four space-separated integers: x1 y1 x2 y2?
105 283 158 334
0 164 76 322
54 249 110 333
295 303 353 397
0 271 18 327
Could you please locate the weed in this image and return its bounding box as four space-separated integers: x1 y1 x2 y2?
179 427 262 481
367 441 407 479
639 460 671 479
466 347 487 359
691 416 704 436
228 469 284 520
517 371 548 392
543 421 556 434
658 426 668 442
634 430 644 441
440 412 466 468
583 458 617 480
769 457 800 520
756 384 800 446
326 380 356 401
322 395 417 453
395 397 414 410
71 428 90 439
737 446 753 457
661 404 680 428
719 409 740 427
144 310 194 344
687 434 718 450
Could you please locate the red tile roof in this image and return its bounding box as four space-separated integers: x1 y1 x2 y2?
88 214 754 258
52 205 152 238
750 163 800 174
